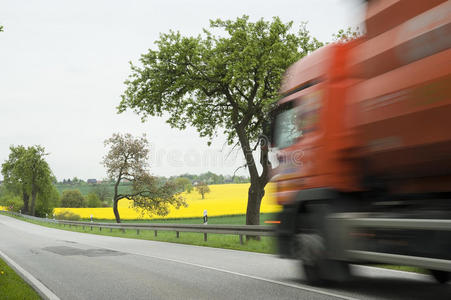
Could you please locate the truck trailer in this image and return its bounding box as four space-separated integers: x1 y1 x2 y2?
272 0 451 284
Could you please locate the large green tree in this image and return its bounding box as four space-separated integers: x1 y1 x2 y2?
1 146 29 212
1 145 54 216
119 16 323 225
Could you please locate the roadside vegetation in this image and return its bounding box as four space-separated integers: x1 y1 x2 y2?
0 257 41 300
1 212 276 254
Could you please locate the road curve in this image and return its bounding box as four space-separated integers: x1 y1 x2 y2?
0 214 449 300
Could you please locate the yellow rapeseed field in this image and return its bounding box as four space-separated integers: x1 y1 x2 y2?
53 183 281 220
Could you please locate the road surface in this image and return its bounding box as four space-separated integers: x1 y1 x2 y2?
0 214 449 299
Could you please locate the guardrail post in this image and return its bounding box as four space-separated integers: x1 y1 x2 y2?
110 228 112 232
204 233 207 242
99 227 102 232
82 226 85 230
239 235 244 245
136 229 139 235
90 226 93 231
154 230 157 237
176 231 179 238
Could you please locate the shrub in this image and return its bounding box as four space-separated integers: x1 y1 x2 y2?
60 189 85 207
54 210 81 221
86 192 102 208
0 195 23 213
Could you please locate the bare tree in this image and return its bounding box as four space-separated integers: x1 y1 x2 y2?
102 133 186 223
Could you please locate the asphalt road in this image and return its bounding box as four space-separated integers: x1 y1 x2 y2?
0 214 450 300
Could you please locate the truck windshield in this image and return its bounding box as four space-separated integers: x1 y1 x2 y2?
274 103 302 149
273 91 321 148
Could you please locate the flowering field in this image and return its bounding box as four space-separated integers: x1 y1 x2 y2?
53 183 281 220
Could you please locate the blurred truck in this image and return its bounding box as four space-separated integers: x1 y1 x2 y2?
272 0 451 284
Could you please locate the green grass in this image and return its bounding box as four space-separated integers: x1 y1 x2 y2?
3 212 276 254
0 257 41 300
370 264 428 274
81 213 278 225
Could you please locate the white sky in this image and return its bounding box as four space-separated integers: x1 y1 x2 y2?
0 0 364 181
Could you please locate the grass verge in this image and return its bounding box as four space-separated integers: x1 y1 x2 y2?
370 264 428 274
80 213 278 225
0 257 41 300
2 212 276 254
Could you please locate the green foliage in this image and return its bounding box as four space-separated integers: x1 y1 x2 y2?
119 16 324 223
86 192 102 208
60 189 85 208
174 177 193 193
0 193 23 213
195 182 210 199
171 172 249 184
332 27 361 42
91 183 113 204
119 16 322 145
0 25 3 32
54 182 126 200
131 173 187 218
35 184 60 217
1 145 55 215
54 210 81 221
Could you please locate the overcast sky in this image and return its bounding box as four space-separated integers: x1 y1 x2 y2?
0 0 364 181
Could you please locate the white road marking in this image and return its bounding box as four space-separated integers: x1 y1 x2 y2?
0 249 60 300
128 251 360 300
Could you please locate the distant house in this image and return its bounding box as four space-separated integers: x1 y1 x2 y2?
87 179 97 184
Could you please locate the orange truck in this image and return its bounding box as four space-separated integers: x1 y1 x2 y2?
272 0 451 284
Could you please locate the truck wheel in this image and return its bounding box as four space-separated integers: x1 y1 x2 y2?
295 233 326 284
430 270 450 284
295 232 350 285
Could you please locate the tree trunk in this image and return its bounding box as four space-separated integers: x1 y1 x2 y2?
30 190 37 216
113 173 122 223
239 133 271 229
22 190 29 214
113 198 121 223
246 180 265 226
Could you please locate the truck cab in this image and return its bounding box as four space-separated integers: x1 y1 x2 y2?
272 0 451 285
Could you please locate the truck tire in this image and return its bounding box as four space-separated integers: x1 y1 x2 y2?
295 233 326 284
430 270 450 284
294 204 350 285
295 232 350 285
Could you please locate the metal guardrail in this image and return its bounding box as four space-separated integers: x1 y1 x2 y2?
0 210 274 244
